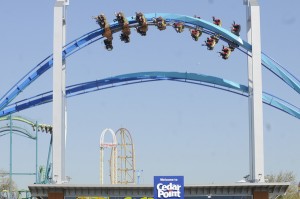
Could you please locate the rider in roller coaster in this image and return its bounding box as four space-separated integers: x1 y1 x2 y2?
189 15 202 41
212 16 222 26
135 12 148 36
94 13 113 51
115 12 131 43
94 14 107 28
190 28 202 41
153 16 167 31
203 35 219 50
231 21 241 36
219 45 232 60
94 12 235 56
173 22 184 33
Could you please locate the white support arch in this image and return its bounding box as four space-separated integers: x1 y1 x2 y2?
50 0 265 184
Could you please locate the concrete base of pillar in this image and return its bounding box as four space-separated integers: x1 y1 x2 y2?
253 191 268 199
48 192 64 199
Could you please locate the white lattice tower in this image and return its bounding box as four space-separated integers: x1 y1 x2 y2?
112 128 136 184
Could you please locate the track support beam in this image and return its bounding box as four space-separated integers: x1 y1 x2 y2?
53 0 68 184
245 0 265 182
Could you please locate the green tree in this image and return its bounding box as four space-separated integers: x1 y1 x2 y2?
0 169 18 193
265 171 299 199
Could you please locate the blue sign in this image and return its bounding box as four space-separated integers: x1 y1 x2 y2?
154 176 184 199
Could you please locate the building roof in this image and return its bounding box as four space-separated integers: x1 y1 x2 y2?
29 183 290 198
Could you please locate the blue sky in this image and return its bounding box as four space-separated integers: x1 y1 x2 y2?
0 0 299 189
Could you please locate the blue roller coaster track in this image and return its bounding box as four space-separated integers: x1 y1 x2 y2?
0 13 299 119
1 71 300 120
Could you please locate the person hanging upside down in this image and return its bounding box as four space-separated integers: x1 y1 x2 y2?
204 36 216 50
115 12 126 25
136 12 146 25
93 13 113 50
114 12 131 43
190 29 202 41
135 12 148 36
210 34 220 44
94 14 107 28
212 16 222 26
154 16 167 31
173 22 184 33
231 21 241 36
219 46 232 60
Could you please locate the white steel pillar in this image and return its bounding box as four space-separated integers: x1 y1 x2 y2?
244 0 264 182
53 0 69 184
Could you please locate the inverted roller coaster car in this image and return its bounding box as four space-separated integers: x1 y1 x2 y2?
173 22 184 33
135 12 146 26
212 16 222 26
218 45 232 60
190 28 202 41
211 34 220 44
153 16 167 31
231 21 241 36
203 36 217 50
115 12 127 25
135 12 148 36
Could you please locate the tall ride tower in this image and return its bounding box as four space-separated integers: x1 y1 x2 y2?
112 128 136 184
99 128 117 184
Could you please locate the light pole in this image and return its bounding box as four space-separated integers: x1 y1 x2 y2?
9 114 12 197
136 169 143 184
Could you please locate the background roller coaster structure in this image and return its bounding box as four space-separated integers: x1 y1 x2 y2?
1 0 300 186
2 12 300 116
100 128 136 185
0 115 52 198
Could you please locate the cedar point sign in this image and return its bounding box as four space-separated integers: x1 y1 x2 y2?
154 176 184 199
